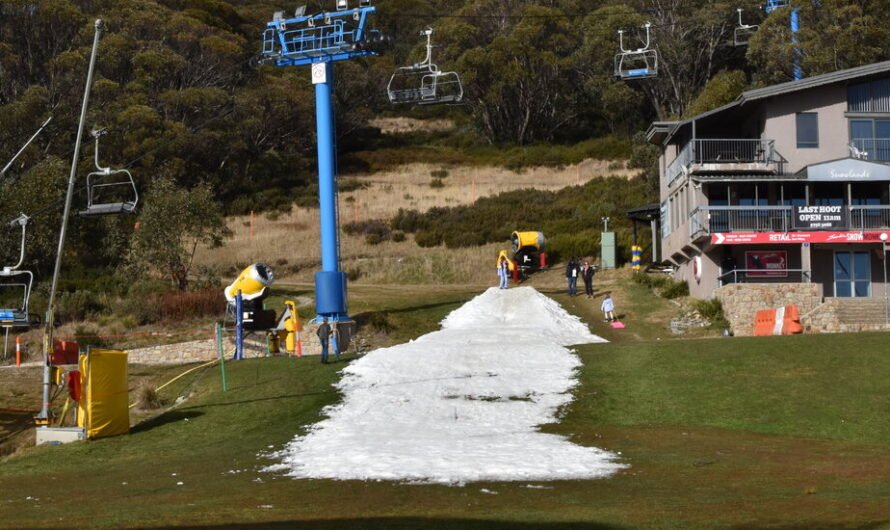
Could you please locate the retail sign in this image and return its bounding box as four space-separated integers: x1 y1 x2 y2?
792 205 847 230
745 251 787 277
803 158 890 181
712 231 889 244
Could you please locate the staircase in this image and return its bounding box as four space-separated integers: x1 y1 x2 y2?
803 297 890 333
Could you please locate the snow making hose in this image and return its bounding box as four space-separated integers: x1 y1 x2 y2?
128 358 219 409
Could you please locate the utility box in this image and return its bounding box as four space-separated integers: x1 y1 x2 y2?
36 427 86 446
601 232 617 270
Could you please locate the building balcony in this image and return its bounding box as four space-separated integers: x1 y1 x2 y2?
689 205 890 239
667 139 786 188
850 138 890 162
690 206 793 239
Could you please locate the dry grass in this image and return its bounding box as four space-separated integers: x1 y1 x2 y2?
369 117 454 134
195 160 636 285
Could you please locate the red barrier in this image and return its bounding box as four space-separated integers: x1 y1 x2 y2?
51 340 79 365
67 370 81 402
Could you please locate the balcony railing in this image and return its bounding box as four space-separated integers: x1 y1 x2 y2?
718 269 811 287
850 205 890 229
667 139 783 187
690 205 890 238
850 138 890 162
690 206 793 239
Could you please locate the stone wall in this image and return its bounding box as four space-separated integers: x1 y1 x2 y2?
715 283 823 336
127 323 329 365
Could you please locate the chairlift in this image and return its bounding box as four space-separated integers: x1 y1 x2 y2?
78 129 138 217
0 214 38 329
734 9 758 46
614 22 658 80
387 27 463 106
764 0 790 14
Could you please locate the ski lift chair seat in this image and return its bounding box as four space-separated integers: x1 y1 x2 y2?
78 201 137 217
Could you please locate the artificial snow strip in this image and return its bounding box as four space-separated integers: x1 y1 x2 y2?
265 286 626 485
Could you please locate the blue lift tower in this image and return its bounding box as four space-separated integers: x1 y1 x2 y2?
260 2 387 349
764 0 802 81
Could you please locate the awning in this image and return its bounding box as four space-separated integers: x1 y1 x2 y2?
796 157 890 181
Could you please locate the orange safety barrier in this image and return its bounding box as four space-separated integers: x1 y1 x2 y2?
753 304 803 336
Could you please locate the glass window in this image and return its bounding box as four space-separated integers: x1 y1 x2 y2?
796 112 819 148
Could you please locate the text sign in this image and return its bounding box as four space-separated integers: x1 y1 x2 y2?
745 251 787 277
792 205 847 230
712 231 890 245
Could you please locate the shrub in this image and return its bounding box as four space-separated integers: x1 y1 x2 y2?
660 279 690 299
692 298 730 329
414 230 442 247
430 168 449 179
135 384 164 410
58 290 103 322
430 177 445 188
391 230 406 243
158 288 226 322
73 324 108 350
366 233 383 245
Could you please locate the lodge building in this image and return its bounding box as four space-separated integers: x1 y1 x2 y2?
647 62 890 332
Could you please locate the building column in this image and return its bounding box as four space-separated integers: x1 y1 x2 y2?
801 242 812 283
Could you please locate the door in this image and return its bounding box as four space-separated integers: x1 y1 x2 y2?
834 251 871 297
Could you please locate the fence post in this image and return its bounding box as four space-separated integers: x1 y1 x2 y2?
216 322 227 392
235 290 244 361
16 336 21 367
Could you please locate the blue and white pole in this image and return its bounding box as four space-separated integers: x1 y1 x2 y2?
235 291 244 360
791 8 802 81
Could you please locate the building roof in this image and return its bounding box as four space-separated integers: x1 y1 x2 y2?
648 61 890 146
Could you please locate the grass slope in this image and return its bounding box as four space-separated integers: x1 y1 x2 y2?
0 287 888 529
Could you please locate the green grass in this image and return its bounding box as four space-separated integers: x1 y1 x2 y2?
1 286 889 529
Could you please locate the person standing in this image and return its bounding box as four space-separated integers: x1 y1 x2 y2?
565 257 579 296
582 260 595 298
317 317 332 364
601 294 616 322
497 256 509 289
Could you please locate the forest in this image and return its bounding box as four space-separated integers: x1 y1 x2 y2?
1 0 889 285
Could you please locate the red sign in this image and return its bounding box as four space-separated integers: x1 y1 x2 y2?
745 251 787 277
711 231 890 245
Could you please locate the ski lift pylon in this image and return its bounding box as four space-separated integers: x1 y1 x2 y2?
0 214 38 329
614 22 658 80
78 128 138 217
387 27 463 106
734 8 758 47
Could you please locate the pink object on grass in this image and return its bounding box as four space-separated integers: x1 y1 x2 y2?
610 321 625 329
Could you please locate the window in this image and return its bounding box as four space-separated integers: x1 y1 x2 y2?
849 118 890 161
796 112 819 148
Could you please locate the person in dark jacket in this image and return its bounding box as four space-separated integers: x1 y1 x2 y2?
581 260 596 298
565 257 579 296
317 317 331 364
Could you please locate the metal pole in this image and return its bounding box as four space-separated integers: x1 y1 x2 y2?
3 327 8 360
37 19 103 423
216 322 227 392
881 240 890 327
235 291 243 361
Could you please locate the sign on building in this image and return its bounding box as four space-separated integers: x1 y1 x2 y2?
792 205 847 230
744 251 787 277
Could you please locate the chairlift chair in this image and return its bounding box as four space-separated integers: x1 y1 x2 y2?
79 129 138 217
734 9 759 46
0 214 37 329
764 0 790 14
614 23 658 80
387 27 464 105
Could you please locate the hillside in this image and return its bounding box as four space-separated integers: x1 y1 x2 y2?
0 285 888 529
